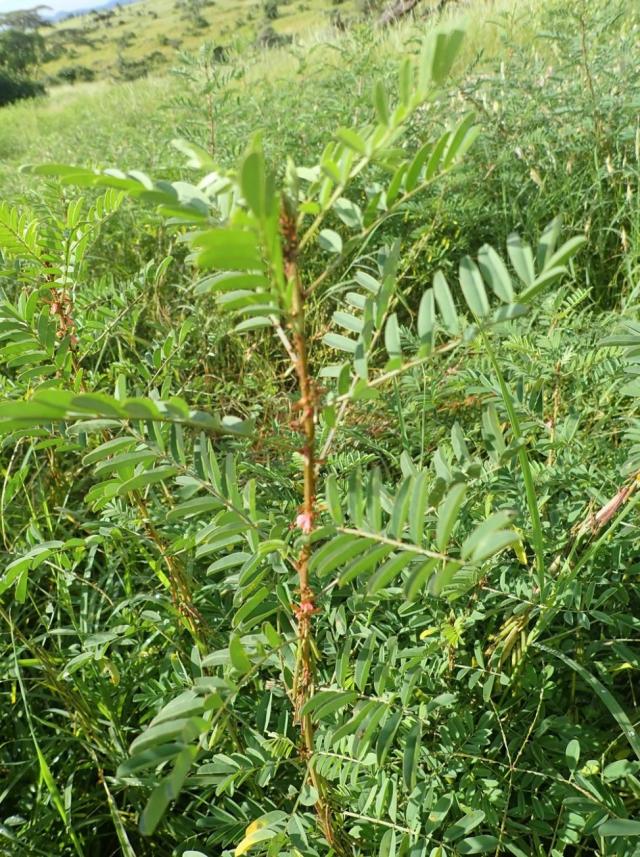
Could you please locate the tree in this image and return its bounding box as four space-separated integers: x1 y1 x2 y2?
0 29 45 74
0 7 49 31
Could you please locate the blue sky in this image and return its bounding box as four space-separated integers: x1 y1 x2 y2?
0 1 99 13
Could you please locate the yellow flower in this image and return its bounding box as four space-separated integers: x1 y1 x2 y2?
234 819 267 857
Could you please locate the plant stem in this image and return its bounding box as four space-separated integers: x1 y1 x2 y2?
479 326 546 598
134 493 207 650
281 201 346 854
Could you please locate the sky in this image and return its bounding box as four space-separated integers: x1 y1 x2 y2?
0 1 102 13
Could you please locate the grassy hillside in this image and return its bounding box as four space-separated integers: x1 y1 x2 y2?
1 0 559 186
40 0 364 80
4 0 636 308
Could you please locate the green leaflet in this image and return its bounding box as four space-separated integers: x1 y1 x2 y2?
536 643 640 762
402 719 421 792
301 690 357 720
368 551 415 594
376 709 403 767
436 483 467 551
310 533 370 578
339 543 395 585
229 635 252 674
139 746 199 835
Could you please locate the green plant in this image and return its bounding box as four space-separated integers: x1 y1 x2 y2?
0 28 45 75
255 25 293 48
2 4 640 857
170 42 243 157
55 65 96 84
263 0 280 21
0 70 45 107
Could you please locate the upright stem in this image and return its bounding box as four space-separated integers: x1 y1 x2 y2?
134 493 207 650
280 202 346 853
290 283 315 604
577 9 602 147
479 326 546 598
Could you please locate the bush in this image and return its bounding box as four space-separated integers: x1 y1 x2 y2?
0 70 44 107
190 14 209 29
114 51 165 81
159 34 182 48
55 65 96 84
256 24 292 47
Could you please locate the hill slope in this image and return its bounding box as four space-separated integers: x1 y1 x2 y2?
47 0 142 24
40 0 365 80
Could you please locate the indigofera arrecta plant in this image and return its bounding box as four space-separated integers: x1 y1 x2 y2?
0 24 593 857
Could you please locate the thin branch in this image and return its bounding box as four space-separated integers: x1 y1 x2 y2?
336 526 458 563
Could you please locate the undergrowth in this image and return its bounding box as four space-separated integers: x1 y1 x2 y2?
0 2 639 857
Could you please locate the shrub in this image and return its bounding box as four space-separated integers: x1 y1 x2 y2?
256 24 292 47
0 70 44 107
191 14 209 29
264 0 280 20
55 65 96 84
159 34 183 48
114 51 165 81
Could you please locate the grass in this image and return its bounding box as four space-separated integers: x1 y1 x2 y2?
35 0 549 83
0 77 170 158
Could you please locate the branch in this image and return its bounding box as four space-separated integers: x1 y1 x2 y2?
377 0 452 28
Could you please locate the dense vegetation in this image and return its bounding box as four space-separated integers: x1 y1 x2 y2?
1 1 640 856
0 11 45 106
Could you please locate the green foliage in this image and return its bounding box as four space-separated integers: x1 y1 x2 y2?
54 65 96 84
0 28 44 74
0 2 639 857
0 70 44 107
0 16 46 107
263 0 280 21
